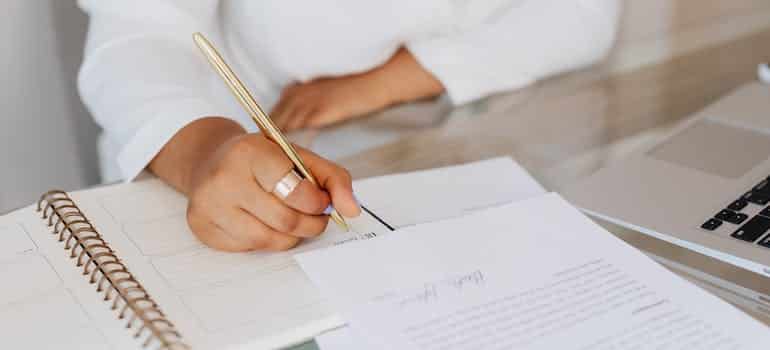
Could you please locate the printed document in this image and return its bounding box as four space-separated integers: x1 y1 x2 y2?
297 194 770 350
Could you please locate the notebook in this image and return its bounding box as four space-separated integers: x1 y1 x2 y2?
0 157 544 349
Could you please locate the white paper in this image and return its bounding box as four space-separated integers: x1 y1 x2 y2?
4 157 545 350
353 157 544 227
0 220 36 256
0 213 113 349
297 194 770 350
315 327 359 350
315 324 394 350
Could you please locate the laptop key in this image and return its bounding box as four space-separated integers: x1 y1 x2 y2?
743 191 770 205
731 213 748 224
761 206 770 217
715 209 734 221
715 209 748 224
754 179 770 195
732 215 770 242
758 234 770 248
728 199 749 211
701 218 722 231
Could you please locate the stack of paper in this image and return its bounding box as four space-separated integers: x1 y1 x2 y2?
297 194 770 350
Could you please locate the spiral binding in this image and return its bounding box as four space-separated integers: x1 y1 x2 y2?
37 190 189 350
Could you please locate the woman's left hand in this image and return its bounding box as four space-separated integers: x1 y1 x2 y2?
271 72 391 131
271 47 445 132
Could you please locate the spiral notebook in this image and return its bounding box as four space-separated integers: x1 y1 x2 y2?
0 158 545 349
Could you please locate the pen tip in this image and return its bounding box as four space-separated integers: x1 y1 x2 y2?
330 210 349 232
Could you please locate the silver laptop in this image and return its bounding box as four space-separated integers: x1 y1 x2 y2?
563 82 770 279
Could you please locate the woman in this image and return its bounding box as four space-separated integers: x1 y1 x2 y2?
78 0 620 251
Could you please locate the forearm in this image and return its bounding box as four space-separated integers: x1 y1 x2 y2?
149 117 246 195
271 47 446 131
406 0 619 105
372 47 445 106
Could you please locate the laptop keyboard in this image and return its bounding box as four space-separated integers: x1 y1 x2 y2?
701 176 770 248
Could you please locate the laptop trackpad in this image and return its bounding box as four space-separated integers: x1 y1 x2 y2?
648 120 770 178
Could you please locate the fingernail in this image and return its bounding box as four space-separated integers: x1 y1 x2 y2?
324 193 361 216
352 192 363 217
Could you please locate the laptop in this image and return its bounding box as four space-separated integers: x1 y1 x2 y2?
563 81 770 280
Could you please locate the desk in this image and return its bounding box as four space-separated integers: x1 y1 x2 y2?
343 28 770 320
292 28 770 349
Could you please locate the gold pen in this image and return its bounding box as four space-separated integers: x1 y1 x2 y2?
192 32 349 231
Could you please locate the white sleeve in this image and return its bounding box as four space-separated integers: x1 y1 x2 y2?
407 0 621 105
78 0 240 181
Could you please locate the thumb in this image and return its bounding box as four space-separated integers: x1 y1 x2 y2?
298 148 361 218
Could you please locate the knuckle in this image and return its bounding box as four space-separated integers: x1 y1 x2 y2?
314 102 331 116
307 217 330 237
262 140 284 158
204 164 231 189
223 138 257 164
336 167 353 184
270 163 295 185
274 210 300 232
276 158 294 175
248 233 271 250
229 137 254 156
186 212 218 245
312 196 329 214
206 171 226 189
256 140 290 167
270 236 301 251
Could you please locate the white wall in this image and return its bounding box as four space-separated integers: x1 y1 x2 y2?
0 1 98 212
608 0 770 73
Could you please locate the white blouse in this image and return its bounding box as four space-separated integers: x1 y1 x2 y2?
77 0 620 181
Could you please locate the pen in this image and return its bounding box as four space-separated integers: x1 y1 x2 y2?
192 32 349 231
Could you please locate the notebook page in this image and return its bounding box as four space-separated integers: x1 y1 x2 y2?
0 212 117 349
4 157 544 349
296 194 770 350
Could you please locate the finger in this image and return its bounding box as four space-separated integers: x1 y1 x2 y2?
271 94 290 116
238 184 330 237
187 208 254 252
306 106 352 129
304 109 336 129
247 140 295 193
283 179 331 215
299 149 361 218
286 105 316 131
218 208 301 251
279 98 310 132
271 89 295 127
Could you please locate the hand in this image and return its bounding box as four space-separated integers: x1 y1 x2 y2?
271 74 391 132
271 47 445 132
149 117 360 252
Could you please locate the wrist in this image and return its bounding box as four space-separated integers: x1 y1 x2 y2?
370 62 408 106
371 47 445 106
150 117 246 194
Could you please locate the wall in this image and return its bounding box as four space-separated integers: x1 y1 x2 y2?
1 0 769 213
609 0 770 72
0 1 97 212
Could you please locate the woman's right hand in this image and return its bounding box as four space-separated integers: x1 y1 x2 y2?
149 117 360 252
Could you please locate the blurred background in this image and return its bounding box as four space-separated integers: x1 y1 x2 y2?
2 0 770 213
